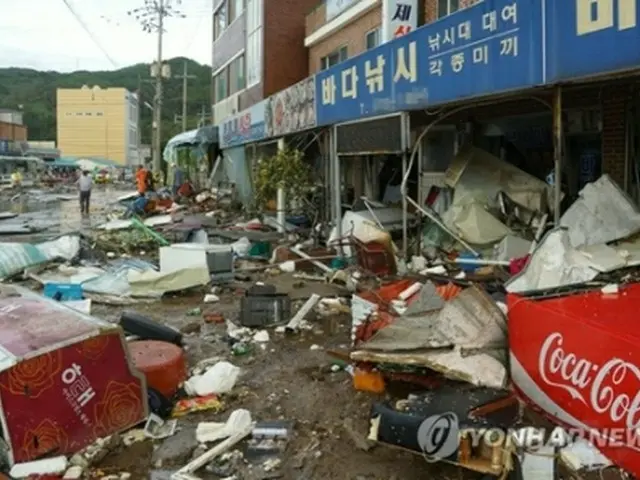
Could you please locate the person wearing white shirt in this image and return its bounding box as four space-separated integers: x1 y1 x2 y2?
77 170 92 215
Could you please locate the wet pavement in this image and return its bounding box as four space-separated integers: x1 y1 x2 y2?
89 290 466 480
0 185 128 243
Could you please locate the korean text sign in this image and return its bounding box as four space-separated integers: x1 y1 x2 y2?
315 0 543 126
220 101 266 149
546 0 640 81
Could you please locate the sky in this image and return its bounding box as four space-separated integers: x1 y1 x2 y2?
0 0 213 72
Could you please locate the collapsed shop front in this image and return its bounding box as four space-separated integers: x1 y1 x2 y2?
329 113 413 254
400 76 640 258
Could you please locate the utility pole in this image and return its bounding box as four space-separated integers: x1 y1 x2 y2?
154 0 163 175
175 60 197 131
128 0 185 176
197 105 211 127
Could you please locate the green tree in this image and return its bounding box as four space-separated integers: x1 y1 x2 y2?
0 57 211 147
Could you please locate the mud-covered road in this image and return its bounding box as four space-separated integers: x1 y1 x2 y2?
88 286 470 480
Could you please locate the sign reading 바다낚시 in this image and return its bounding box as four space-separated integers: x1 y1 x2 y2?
315 0 539 126
314 0 640 127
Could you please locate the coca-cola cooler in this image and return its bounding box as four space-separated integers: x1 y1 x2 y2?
0 286 148 468
508 283 640 476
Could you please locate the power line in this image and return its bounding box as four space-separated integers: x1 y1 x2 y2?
128 0 185 174
60 0 118 68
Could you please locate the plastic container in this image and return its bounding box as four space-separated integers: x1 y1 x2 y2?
457 252 480 273
353 368 385 393
129 340 187 399
43 283 83 301
240 294 291 327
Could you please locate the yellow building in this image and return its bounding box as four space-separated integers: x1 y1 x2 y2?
56 86 140 166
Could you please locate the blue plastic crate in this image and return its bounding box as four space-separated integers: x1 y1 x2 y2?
43 283 83 301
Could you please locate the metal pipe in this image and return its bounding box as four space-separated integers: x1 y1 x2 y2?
401 113 409 259
331 125 342 253
416 130 423 255
552 87 563 224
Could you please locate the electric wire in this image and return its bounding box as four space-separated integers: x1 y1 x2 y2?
60 0 119 68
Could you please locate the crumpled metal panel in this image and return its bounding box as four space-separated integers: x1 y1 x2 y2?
560 174 640 248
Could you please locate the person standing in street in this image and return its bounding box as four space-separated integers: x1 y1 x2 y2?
136 165 148 196
78 170 92 215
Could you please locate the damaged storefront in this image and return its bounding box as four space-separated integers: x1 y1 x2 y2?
321 110 416 271
264 77 332 225
304 0 640 477
163 125 219 191
216 101 268 205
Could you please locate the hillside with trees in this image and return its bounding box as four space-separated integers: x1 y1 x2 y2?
0 57 211 145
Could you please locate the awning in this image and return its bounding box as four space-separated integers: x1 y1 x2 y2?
165 125 218 150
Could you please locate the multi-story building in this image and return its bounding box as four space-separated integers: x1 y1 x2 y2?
211 0 319 123
56 86 139 166
0 108 27 156
305 0 478 75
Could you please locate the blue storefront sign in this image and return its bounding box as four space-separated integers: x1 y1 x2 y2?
315 0 544 126
219 101 266 149
546 0 640 82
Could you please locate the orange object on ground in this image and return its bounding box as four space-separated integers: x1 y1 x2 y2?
353 367 385 393
136 168 148 193
177 182 194 197
129 340 187 399
436 282 463 301
203 312 225 324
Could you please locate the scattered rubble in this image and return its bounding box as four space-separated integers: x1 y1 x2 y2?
1 168 639 480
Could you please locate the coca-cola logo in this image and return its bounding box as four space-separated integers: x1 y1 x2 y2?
538 332 640 429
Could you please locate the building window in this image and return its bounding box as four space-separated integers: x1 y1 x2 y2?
213 54 246 102
214 69 229 103
320 46 348 70
214 2 227 40
85 112 92 116
130 127 138 146
75 112 83 116
365 28 380 50
438 0 459 18
246 0 262 86
228 0 244 23
96 112 104 116
65 112 72 116
229 55 245 94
